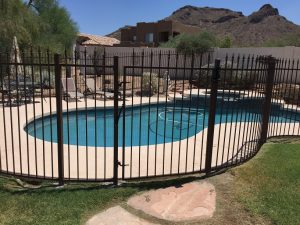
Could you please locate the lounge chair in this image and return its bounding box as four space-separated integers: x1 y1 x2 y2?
85 78 114 99
61 78 84 100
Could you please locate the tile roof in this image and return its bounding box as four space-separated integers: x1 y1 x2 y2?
78 33 120 46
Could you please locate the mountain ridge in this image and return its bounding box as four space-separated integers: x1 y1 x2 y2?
107 4 300 47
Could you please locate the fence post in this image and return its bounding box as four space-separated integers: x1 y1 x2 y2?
113 56 119 185
205 59 221 174
54 54 64 186
260 57 276 146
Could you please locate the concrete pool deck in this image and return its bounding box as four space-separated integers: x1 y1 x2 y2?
0 92 299 180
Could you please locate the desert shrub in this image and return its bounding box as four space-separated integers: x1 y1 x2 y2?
160 32 217 54
219 36 233 48
275 84 300 105
192 62 257 90
159 34 185 48
141 72 159 96
264 33 300 47
161 32 234 53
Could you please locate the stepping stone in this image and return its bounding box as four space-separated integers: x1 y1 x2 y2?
127 182 216 222
85 206 157 225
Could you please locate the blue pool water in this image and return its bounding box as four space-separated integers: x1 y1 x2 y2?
25 100 300 147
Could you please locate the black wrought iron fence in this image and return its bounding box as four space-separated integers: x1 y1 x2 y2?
0 49 299 185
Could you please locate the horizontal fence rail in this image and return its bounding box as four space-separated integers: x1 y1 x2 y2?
0 48 299 184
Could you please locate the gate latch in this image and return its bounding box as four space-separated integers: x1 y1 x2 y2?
118 161 129 167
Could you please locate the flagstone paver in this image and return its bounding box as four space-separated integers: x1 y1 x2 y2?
85 206 158 225
127 181 216 222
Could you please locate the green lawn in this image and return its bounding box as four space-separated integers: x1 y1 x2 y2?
233 141 300 225
0 174 196 225
0 180 138 225
0 139 299 225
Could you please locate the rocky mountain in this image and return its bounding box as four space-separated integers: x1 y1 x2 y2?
165 5 244 27
166 4 300 46
106 26 131 40
107 4 300 47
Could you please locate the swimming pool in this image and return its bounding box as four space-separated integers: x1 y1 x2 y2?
25 101 300 147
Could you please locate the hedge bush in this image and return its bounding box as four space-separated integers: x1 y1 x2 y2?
141 72 159 96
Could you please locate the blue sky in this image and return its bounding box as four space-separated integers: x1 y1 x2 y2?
59 0 300 36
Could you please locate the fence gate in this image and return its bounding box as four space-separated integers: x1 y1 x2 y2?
53 53 118 183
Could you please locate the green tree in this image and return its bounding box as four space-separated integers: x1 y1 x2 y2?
29 0 78 52
0 0 39 49
0 0 78 53
160 32 218 54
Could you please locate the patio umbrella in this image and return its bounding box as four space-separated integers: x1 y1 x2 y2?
9 36 24 80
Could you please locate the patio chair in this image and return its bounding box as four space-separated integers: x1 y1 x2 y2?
1 78 34 105
85 78 114 99
61 78 84 100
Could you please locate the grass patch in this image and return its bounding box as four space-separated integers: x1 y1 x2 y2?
233 141 300 225
0 180 138 225
0 175 199 225
0 139 299 225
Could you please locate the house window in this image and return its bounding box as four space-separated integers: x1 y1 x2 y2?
159 32 169 42
145 33 154 43
133 35 137 42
